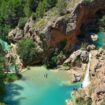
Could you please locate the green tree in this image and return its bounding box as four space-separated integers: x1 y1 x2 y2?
36 1 46 18
18 17 28 29
24 0 32 17
46 0 57 9
17 39 37 66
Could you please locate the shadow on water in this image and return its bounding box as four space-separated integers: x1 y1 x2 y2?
5 82 25 105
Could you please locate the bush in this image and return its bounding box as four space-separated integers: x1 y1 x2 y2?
32 13 36 20
18 17 28 29
83 0 93 4
5 74 18 82
17 39 37 66
56 0 67 15
44 51 58 68
76 97 92 105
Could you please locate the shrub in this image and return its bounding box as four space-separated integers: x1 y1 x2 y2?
18 17 27 29
5 74 18 82
35 1 46 18
76 97 86 105
35 19 46 29
32 13 36 20
83 0 93 4
56 0 67 15
76 97 92 105
44 51 58 68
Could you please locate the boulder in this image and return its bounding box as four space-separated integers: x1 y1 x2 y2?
8 28 23 42
91 34 98 42
73 74 81 82
24 17 34 34
87 44 96 51
95 84 105 94
64 50 82 63
80 51 89 63
96 48 104 58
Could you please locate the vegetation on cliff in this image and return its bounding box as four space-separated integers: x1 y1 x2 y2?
0 45 6 104
17 39 37 66
0 0 105 105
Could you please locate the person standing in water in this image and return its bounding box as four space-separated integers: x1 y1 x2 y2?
44 73 48 78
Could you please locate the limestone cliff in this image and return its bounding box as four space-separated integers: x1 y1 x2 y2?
8 0 105 49
73 48 105 105
8 0 105 64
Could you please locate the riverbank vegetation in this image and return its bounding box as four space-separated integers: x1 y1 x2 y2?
0 45 6 104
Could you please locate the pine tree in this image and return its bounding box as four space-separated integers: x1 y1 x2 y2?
46 0 57 9
36 1 46 18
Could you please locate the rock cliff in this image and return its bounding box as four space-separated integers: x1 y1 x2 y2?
8 0 105 50
7 0 105 65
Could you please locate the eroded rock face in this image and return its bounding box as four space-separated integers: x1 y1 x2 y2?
80 51 89 63
74 48 105 105
8 28 24 42
8 0 105 47
8 0 105 65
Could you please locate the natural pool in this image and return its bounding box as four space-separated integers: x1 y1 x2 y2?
5 66 81 105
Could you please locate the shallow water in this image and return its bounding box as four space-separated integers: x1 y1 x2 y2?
5 67 81 105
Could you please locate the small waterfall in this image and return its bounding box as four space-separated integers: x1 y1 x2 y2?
82 53 92 88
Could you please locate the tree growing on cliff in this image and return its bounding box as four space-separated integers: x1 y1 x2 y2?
35 0 57 18
17 39 37 66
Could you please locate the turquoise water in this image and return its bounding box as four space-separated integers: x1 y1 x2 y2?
5 75 81 105
95 32 105 47
0 39 81 105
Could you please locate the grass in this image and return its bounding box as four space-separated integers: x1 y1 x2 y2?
67 0 81 9
46 7 58 17
34 18 47 30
